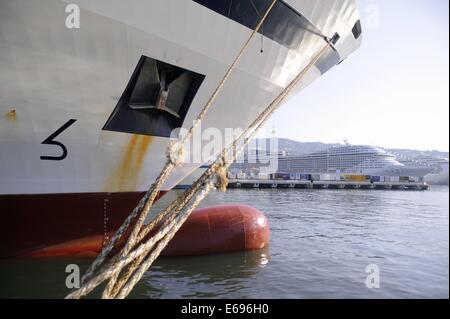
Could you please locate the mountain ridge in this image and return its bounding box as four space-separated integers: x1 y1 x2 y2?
254 138 449 159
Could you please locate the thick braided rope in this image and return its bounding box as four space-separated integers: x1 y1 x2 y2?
106 41 332 299
177 0 278 148
78 0 278 289
115 182 215 299
230 42 332 156
68 4 332 299
80 162 174 285
67 40 330 299
103 164 222 298
107 164 225 297
103 165 223 298
105 164 224 297
66 192 207 299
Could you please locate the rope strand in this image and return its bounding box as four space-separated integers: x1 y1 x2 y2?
65 0 337 298
67 0 279 299
67 39 329 299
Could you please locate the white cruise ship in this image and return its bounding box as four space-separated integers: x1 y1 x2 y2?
423 158 449 185
277 145 434 177
399 156 449 185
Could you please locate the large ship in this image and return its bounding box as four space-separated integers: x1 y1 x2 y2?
399 156 449 185
277 145 434 177
0 0 362 257
422 158 449 185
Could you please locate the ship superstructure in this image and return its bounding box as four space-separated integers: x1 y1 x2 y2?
277 145 434 177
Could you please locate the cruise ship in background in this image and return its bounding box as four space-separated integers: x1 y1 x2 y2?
231 144 436 179
399 156 449 185
277 145 435 177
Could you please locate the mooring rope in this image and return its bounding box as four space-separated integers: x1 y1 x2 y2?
66 0 338 298
108 40 331 299
66 35 331 299
111 40 331 299
66 0 278 299
98 0 279 298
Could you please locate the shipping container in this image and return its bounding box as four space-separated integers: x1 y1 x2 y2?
344 174 368 182
371 176 381 182
270 173 290 180
319 174 333 181
237 172 247 179
327 174 337 181
299 174 312 181
399 176 409 182
227 172 236 179
409 176 419 183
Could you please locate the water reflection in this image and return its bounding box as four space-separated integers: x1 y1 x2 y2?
1 186 448 298
0 257 92 298
130 248 270 298
0 248 270 299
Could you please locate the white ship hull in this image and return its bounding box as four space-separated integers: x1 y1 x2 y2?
424 162 449 185
0 0 361 257
361 166 434 178
0 0 361 195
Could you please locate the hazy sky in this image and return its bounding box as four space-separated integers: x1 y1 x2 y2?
262 0 449 151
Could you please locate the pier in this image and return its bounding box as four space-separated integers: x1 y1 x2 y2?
227 179 429 191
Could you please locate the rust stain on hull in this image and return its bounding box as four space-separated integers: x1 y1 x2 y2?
5 109 16 122
105 134 153 192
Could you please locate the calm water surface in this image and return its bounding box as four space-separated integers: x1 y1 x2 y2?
1 186 448 298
